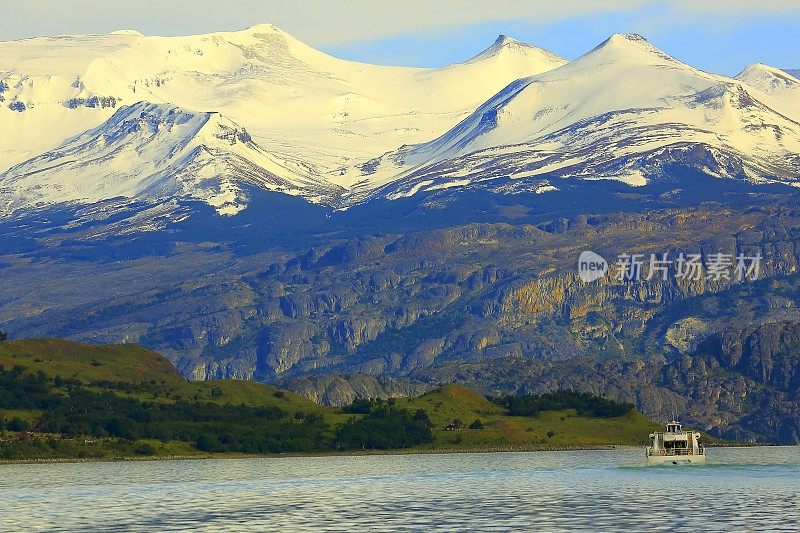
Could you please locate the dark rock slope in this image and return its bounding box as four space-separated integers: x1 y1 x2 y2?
4 194 800 442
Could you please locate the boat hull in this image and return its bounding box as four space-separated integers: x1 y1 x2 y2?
646 454 706 465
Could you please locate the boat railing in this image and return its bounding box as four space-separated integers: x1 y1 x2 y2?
647 446 706 457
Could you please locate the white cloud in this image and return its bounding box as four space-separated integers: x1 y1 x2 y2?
0 0 797 44
674 0 800 13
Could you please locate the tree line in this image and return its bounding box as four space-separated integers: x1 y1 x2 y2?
494 390 635 418
0 364 433 458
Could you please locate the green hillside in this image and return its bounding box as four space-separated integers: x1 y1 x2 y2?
1 340 666 461
399 385 659 449
0 339 330 414
0 339 183 384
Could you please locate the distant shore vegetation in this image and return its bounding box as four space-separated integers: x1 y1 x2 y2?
0 340 661 461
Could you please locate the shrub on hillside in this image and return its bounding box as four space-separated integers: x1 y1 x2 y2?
497 390 634 418
335 402 433 449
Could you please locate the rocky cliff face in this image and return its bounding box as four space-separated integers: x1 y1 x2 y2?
279 374 430 406
667 322 800 443
361 321 800 443
697 322 800 393
3 195 800 442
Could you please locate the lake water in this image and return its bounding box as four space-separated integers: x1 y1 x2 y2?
1 447 798 532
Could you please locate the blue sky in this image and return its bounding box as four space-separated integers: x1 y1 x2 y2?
2 1 799 75
329 9 800 75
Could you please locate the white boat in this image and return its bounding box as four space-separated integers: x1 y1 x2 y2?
645 421 706 465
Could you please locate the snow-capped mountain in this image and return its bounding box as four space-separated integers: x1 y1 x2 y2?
1 28 799 217
363 34 800 200
0 25 565 180
737 64 800 113
0 102 340 216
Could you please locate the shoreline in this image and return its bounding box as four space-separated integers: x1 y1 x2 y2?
0 442 759 466
0 444 637 465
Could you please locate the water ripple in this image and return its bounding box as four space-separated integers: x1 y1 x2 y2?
0 448 798 532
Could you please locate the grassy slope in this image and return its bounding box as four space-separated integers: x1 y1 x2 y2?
399 385 659 450
2 340 665 458
0 339 331 415
0 339 180 384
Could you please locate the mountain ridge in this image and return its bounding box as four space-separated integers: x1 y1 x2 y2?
0 102 342 215
0 25 566 177
1 29 799 217
360 35 800 200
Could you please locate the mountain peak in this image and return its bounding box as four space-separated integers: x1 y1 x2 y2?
736 63 800 96
219 23 301 43
592 33 654 53
579 32 682 66
243 23 284 34
737 63 798 79
494 34 519 46
608 33 648 44
467 34 565 65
